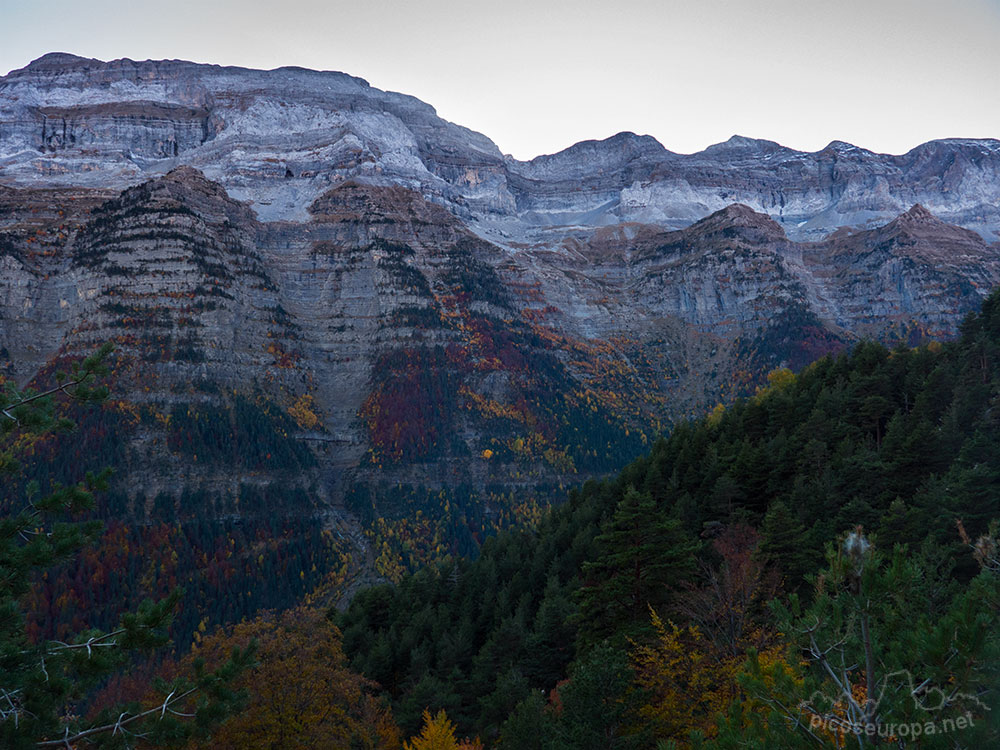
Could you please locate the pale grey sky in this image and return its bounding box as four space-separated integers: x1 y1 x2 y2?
1 0 998 159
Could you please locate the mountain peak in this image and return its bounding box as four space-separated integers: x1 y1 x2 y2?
724 135 764 147
158 166 234 200
894 204 938 225
854 203 993 258
819 140 872 156
524 132 667 165
163 165 212 183
874 204 949 242
118 167 256 225
700 135 787 157
706 203 774 224
14 52 99 74
715 203 761 219
688 203 787 241
834 203 995 267
308 179 459 228
28 52 90 66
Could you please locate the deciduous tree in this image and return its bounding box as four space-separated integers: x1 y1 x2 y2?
404 709 481 750
183 606 400 750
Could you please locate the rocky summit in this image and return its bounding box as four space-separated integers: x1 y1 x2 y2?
2 53 999 596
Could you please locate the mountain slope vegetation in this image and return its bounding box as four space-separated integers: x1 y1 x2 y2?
338 290 1000 745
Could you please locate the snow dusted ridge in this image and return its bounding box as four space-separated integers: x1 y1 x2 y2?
2 53 1000 242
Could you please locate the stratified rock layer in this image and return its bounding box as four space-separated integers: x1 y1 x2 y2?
3 54 1000 241
1 54 998 557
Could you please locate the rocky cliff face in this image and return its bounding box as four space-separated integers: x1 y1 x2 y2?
2 168 993 495
2 53 999 589
0 53 510 223
4 54 1000 242
508 134 1000 243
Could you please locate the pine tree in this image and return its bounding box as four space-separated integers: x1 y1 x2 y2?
576 487 699 647
757 500 817 593
548 643 641 750
496 691 548 750
708 527 1000 749
524 576 576 687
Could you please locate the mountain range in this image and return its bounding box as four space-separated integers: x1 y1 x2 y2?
2 53 999 603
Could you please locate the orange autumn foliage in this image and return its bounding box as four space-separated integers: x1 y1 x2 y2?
185 607 400 750
288 393 320 430
629 524 791 745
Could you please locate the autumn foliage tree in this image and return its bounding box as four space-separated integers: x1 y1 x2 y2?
630 524 786 745
678 523 781 659
183 606 400 750
343 291 1000 746
404 709 483 750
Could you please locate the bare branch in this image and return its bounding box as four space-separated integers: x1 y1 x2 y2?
22 629 126 657
1 368 101 425
757 693 826 747
36 688 198 748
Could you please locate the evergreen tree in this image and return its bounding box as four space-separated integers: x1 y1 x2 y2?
496 691 547 750
547 644 641 750
524 577 576 687
708 528 999 749
757 500 817 593
576 487 699 648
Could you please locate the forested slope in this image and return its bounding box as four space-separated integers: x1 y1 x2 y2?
338 290 1000 747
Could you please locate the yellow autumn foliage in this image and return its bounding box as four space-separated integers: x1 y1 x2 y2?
404 710 482 750
630 610 787 746
288 393 320 430
184 607 400 750
706 402 726 427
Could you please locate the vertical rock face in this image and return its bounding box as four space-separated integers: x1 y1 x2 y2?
0 53 512 222
2 167 994 507
67 166 290 378
796 204 999 335
36 102 216 158
3 54 1000 239
1 53 999 598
